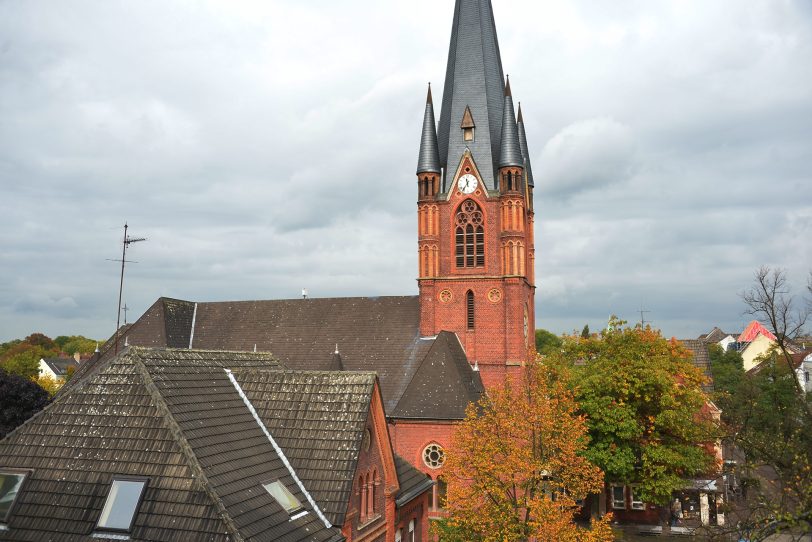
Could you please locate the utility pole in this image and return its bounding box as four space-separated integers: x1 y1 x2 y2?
113 223 146 354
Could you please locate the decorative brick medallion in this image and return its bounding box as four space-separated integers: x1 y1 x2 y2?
487 288 502 303
438 289 453 303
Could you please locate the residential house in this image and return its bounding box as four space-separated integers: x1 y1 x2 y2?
0 348 432 541
37 354 81 381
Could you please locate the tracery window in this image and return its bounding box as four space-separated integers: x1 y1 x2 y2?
455 200 484 267
422 443 446 469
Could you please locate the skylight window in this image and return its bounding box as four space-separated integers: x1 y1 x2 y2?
263 480 303 513
0 471 27 522
97 478 147 532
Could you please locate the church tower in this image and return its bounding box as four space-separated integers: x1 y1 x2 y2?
417 0 536 388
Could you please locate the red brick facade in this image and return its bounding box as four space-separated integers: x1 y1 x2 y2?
417 152 535 387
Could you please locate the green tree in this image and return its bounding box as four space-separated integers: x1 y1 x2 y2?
708 343 745 400
54 335 97 355
535 329 562 355
581 324 590 338
0 344 53 379
721 267 812 539
548 319 718 517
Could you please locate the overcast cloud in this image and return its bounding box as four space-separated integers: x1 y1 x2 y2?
1 0 811 342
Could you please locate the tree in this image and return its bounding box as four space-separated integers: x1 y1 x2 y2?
548 319 718 519
54 335 98 355
535 329 562 355
708 343 745 399
440 359 612 542
581 324 590 339
721 267 812 540
0 367 50 439
0 343 52 379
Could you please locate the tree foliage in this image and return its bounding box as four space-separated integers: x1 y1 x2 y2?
0 343 54 379
721 267 812 539
0 367 50 440
535 328 563 355
440 359 612 542
53 335 98 355
548 318 718 507
708 343 745 400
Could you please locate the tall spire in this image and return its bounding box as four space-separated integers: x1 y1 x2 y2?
517 103 534 187
498 76 522 168
417 83 441 174
437 0 506 189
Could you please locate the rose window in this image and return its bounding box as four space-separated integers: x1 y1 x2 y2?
423 443 446 469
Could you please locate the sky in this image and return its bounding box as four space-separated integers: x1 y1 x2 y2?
1 0 811 343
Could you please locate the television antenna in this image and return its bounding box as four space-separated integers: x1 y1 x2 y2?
639 304 651 328
109 223 146 354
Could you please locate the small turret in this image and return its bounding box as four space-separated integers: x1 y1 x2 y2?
517 103 534 189
497 77 523 193
417 84 441 199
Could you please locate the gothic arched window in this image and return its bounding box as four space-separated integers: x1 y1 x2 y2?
455 200 484 268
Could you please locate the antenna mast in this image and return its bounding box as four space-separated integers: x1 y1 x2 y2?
114 223 146 354
639 304 651 328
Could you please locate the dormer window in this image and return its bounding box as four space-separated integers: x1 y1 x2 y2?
0 471 27 523
263 480 303 514
461 105 475 142
96 477 147 532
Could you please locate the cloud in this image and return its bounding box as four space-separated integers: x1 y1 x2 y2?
14 294 79 317
537 118 636 197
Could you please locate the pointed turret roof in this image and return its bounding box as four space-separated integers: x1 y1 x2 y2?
328 345 345 371
437 0 506 189
517 103 535 187
416 84 441 174
498 76 522 168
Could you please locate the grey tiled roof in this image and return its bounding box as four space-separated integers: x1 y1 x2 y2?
392 331 484 419
680 339 714 393
0 348 343 542
88 296 446 417
235 370 377 526
416 85 441 174
394 454 434 507
497 80 522 168
517 104 535 188
437 0 506 189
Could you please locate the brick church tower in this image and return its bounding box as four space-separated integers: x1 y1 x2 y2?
416 0 536 388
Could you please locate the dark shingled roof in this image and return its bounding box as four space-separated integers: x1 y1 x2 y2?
497 78 522 169
394 455 434 508
41 357 78 376
393 331 484 419
699 327 736 345
0 348 343 542
83 296 465 418
416 84 441 174
437 0 506 189
234 370 377 526
517 104 535 188
681 339 714 393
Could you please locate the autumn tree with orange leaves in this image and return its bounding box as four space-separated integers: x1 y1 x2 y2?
438 359 613 542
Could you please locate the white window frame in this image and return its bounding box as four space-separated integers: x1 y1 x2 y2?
611 485 626 510
408 519 415 542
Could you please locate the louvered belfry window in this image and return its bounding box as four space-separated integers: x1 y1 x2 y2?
455 200 484 268
466 290 475 329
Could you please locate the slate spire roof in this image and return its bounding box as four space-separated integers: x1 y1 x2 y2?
498 76 523 169
416 83 441 174
437 0 506 189
517 103 535 188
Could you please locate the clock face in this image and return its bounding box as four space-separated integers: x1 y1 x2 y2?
457 174 478 194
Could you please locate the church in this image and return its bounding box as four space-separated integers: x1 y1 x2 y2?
68 0 536 528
